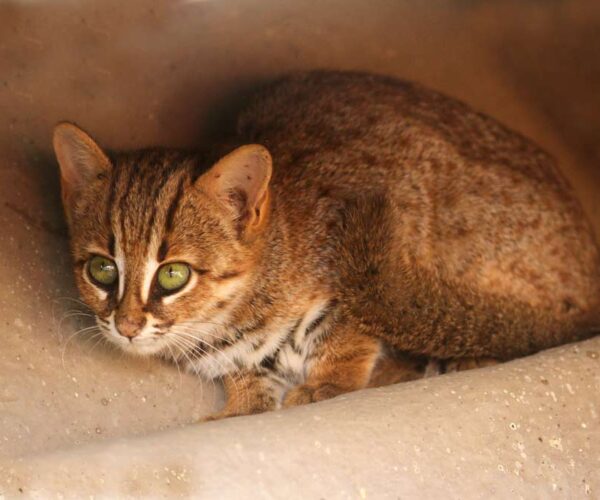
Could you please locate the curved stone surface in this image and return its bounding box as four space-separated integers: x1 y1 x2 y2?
1 338 599 498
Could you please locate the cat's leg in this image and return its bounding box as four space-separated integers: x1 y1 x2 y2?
367 348 429 388
205 370 287 420
282 324 383 408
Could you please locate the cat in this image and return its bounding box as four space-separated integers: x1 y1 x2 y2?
52 71 600 419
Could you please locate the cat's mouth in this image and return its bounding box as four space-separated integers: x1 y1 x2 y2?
98 316 219 360
97 317 170 357
123 336 166 356
109 332 167 356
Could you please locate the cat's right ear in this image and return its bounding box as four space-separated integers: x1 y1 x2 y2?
196 144 272 240
52 122 112 208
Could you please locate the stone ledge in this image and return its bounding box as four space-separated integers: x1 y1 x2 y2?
2 337 598 498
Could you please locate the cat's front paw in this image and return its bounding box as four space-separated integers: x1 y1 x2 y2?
201 402 274 422
200 408 262 422
282 383 346 408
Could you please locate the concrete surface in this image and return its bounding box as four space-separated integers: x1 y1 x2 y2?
2 339 599 498
0 0 599 497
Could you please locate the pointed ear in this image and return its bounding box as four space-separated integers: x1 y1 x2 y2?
197 144 272 238
52 122 111 208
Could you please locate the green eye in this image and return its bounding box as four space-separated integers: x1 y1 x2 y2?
88 255 118 286
157 262 191 292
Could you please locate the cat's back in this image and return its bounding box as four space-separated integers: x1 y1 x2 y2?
237 71 564 190
239 71 600 317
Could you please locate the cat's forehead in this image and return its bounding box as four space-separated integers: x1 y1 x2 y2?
112 150 194 210
104 153 184 252
72 150 216 257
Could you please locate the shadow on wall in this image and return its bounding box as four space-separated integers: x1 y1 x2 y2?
4 149 67 238
492 3 600 169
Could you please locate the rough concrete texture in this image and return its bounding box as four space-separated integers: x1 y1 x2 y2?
0 0 599 497
2 340 599 498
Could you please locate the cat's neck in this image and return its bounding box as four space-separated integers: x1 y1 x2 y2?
226 190 336 330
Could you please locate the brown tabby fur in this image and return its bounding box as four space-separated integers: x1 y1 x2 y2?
53 71 600 419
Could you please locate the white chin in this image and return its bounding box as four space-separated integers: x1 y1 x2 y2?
126 342 165 356
107 335 165 357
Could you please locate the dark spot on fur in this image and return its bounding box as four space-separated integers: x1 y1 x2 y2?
367 264 379 276
303 299 339 337
107 233 115 255
260 354 277 370
157 240 169 261
227 188 250 235
305 312 327 336
287 318 304 353
236 317 267 335
165 178 185 232
155 320 174 330
255 291 274 307
214 270 242 281
252 336 267 351
318 187 332 198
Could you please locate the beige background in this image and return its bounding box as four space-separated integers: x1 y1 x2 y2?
0 0 599 496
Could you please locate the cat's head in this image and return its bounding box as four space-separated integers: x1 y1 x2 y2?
53 123 272 357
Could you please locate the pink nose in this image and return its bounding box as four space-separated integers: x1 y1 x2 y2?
116 317 146 339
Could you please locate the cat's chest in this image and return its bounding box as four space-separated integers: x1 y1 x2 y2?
184 300 334 382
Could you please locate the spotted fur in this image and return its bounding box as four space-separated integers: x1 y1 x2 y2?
54 71 600 419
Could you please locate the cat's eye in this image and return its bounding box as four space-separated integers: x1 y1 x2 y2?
88 255 118 286
157 262 191 292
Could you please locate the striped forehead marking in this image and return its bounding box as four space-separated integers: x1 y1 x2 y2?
110 161 189 250
105 156 192 305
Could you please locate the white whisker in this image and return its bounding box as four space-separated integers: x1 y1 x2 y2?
173 336 229 410
61 324 102 375
175 324 234 345
86 331 110 357
53 296 93 309
53 297 94 324
165 343 183 389
168 337 211 408
170 329 249 411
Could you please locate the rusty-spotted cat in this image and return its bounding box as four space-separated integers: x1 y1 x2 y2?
53 71 600 419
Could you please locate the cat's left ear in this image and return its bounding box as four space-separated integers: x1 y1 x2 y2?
52 122 112 208
197 144 272 239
